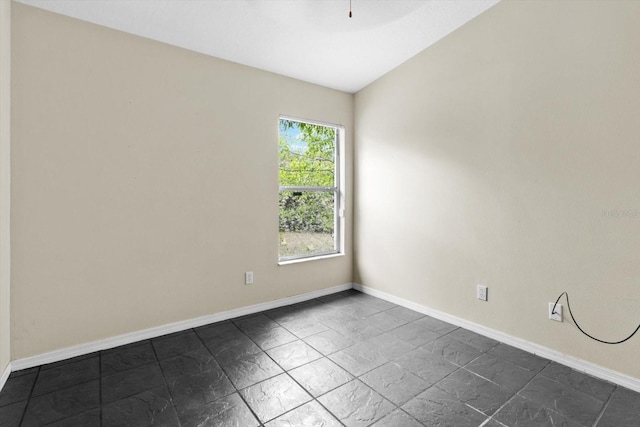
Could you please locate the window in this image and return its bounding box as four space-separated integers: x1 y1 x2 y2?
278 117 344 262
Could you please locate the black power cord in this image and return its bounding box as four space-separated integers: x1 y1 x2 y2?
552 291 640 344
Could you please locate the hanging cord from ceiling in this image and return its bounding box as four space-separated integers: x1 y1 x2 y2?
349 0 352 18
552 291 640 344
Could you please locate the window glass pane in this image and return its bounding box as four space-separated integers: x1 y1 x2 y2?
279 190 335 258
279 119 335 187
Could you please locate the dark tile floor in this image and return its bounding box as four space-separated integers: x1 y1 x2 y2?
1 289 639 426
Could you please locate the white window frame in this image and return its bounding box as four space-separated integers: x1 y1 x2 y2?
278 116 345 264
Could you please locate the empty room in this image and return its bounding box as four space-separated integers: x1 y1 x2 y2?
1 0 639 426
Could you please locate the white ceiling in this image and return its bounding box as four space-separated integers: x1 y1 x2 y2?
16 0 499 93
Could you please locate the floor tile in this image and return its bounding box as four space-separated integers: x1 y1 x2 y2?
22 380 99 426
8 289 640 427
540 361 616 402
421 335 482 367
207 334 262 366
330 318 383 342
102 386 179 427
394 347 458 384
337 302 381 319
194 321 241 344
597 386 640 427
165 366 235 412
385 306 425 322
464 353 536 392
46 408 101 427
39 354 96 371
290 299 326 312
234 314 280 333
244 326 298 350
412 316 459 335
317 291 358 306
487 343 549 373
6 367 38 378
265 400 342 427
101 362 165 404
32 357 99 397
178 392 259 427
314 309 357 330
0 373 36 407
240 373 312 423
329 340 388 376
370 409 424 427
151 330 205 360
266 340 322 370
101 341 157 376
483 419 509 427
278 317 329 338
263 306 298 323
363 332 417 360
347 294 397 311
304 329 354 355
321 300 362 313
159 347 220 380
402 386 487 426
318 379 395 427
493 394 583 427
435 368 511 415
364 311 409 332
360 362 431 405
222 351 283 389
447 329 499 352
0 400 27 427
288 357 353 397
294 302 339 320
519 375 605 426
387 322 440 347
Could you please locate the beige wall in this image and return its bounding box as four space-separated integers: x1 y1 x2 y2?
0 0 11 373
9 0 640 383
11 3 353 359
355 0 640 379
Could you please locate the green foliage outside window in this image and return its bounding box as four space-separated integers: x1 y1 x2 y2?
279 120 336 235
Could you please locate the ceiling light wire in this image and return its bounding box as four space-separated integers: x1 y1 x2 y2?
349 0 352 18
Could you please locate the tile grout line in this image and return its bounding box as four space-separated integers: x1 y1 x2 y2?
154 299 461 426
529 362 616 426
148 335 183 426
402 338 499 423
267 294 396 425
592 385 617 427
98 351 102 426
238 309 344 425
17 366 40 426
192 323 264 426
482 358 552 426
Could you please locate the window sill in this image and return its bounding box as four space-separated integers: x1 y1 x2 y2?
278 252 344 266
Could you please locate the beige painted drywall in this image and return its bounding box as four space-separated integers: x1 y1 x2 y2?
11 3 353 359
0 0 10 373
355 0 640 379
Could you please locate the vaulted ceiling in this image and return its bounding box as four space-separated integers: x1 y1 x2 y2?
16 0 499 93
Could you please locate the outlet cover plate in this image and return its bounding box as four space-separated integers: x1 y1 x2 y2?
549 302 562 321
477 285 488 301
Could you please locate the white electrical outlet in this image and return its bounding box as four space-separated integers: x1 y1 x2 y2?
477 285 488 301
245 271 254 285
549 302 562 321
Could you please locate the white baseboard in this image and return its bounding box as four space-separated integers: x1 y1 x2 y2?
0 362 10 393
353 283 640 393
13 281 637 394
10 283 353 372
